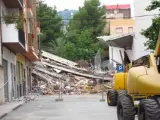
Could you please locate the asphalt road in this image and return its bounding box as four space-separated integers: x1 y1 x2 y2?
2 95 138 120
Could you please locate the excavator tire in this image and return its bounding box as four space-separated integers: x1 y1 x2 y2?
117 95 136 120
117 90 127 102
138 99 160 120
107 90 118 106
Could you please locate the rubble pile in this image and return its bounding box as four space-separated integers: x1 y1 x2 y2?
31 51 113 95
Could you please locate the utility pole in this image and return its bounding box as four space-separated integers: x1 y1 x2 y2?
55 72 63 102
100 75 105 102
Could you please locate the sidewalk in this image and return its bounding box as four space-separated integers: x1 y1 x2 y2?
0 93 38 119
0 101 25 119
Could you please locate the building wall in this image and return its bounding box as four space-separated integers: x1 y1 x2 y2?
0 66 4 104
0 0 4 105
131 0 159 60
3 46 16 101
109 19 135 35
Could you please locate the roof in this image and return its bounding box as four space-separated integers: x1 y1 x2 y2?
97 33 134 50
41 51 78 66
106 4 130 10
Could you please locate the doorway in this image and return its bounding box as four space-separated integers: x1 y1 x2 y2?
3 59 9 102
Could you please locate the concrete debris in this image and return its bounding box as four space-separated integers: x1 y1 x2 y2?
32 51 113 95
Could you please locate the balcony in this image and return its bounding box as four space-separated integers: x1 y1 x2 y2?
2 24 26 53
106 13 124 19
2 0 23 8
24 33 39 61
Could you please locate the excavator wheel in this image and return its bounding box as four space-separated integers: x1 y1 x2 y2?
138 99 160 120
117 95 136 120
117 90 127 102
107 90 118 106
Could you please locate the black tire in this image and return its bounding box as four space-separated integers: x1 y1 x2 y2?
117 90 127 102
117 95 136 120
107 90 118 106
138 99 160 120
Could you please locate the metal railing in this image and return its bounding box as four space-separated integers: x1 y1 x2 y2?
0 81 8 89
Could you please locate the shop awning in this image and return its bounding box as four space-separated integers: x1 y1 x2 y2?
97 33 134 50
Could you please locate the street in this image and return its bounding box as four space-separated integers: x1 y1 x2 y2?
1 95 138 120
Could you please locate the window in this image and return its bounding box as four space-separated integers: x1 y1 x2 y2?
128 27 133 33
116 27 123 34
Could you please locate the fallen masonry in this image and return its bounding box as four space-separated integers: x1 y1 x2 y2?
32 51 113 95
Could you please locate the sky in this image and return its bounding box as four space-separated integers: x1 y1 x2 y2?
44 0 133 11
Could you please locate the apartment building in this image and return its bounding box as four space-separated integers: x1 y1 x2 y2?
0 0 40 104
103 4 135 68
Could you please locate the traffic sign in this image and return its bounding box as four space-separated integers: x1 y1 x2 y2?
117 65 124 72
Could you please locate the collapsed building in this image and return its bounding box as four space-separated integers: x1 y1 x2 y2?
32 51 113 95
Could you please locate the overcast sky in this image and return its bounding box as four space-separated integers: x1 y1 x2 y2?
44 0 133 11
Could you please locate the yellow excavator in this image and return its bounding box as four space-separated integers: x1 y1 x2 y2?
116 31 160 120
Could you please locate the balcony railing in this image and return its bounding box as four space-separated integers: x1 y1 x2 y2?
106 13 124 19
18 30 25 47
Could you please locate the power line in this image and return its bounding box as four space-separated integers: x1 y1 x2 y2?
0 13 159 21
37 13 160 20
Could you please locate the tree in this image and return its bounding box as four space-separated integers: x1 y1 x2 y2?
42 37 66 57
141 0 160 49
65 0 107 61
36 1 63 45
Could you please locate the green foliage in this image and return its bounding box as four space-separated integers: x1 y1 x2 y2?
3 13 16 24
36 1 63 45
15 12 24 30
141 0 160 49
39 33 66 57
65 0 107 60
3 12 24 30
46 38 66 57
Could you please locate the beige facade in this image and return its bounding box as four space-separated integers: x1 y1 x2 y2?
109 19 135 35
